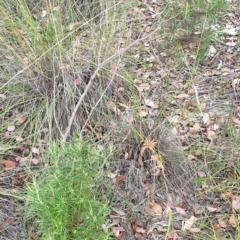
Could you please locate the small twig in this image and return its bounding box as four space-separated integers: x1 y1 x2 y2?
0 189 25 200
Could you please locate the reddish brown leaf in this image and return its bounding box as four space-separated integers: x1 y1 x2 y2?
168 231 178 239
31 158 39 165
30 232 40 240
1 160 16 169
115 175 126 186
5 218 14 225
220 191 234 200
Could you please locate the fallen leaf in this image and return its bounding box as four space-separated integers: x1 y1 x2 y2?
175 207 187 216
115 175 126 186
197 171 206 177
17 117 27 124
106 172 118 179
145 203 155 216
137 83 150 92
189 228 201 233
220 191 234 200
226 42 236 47
113 226 125 237
40 10 47 18
0 94 6 100
117 233 124 240
218 217 227 228
107 101 120 114
207 70 218 76
31 158 39 165
7 125 15 132
112 207 126 216
213 222 221 230
75 77 82 85
139 109 148 117
152 202 162 214
207 206 218 212
123 30 131 38
15 136 23 142
135 219 144 227
232 117 240 125
193 206 204 215
182 216 198 231
176 94 189 99
135 227 146 234
208 45 216 57
232 197 240 210
5 218 14 224
30 232 40 240
207 130 217 141
202 113 210 124
67 22 80 31
144 99 155 108
193 123 201 132
32 147 39 154
229 214 238 228
223 24 238 35
19 157 29 165
168 231 178 239
1 160 16 169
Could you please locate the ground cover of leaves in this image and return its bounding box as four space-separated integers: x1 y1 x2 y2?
1 0 240 239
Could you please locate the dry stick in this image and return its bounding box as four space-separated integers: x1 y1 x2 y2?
0 189 24 200
62 15 177 142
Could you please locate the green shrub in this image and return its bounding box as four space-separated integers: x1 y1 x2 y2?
24 140 112 240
